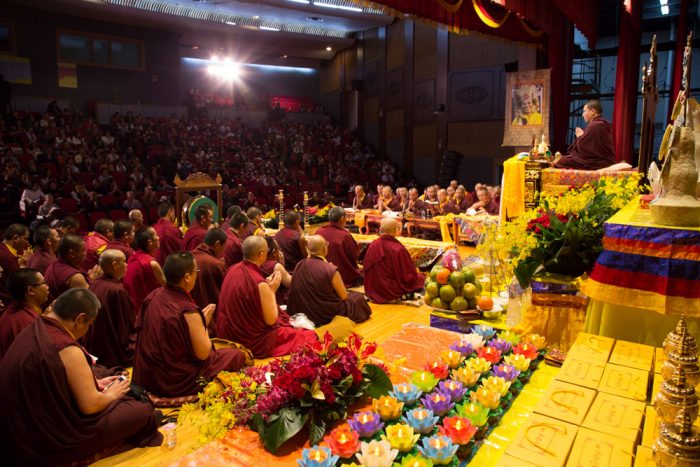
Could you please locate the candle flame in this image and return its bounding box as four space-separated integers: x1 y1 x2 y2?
416 410 426 420
447 382 456 390
432 438 443 449
339 433 347 444
420 373 427 382
399 384 409 394
312 449 324 461
455 420 462 430
362 414 369 423
398 428 404 438
373 446 381 457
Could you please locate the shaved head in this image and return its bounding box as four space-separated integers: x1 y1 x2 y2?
306 235 327 256
242 235 267 261
380 218 401 236
99 249 126 278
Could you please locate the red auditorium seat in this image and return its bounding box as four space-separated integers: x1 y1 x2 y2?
59 198 78 213
109 209 128 220
73 213 90 234
89 210 108 227
101 196 118 208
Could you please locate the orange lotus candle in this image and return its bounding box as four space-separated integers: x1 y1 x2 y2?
425 360 450 379
372 395 404 421
451 367 481 388
523 333 546 350
440 350 463 369
324 425 361 459
470 386 501 410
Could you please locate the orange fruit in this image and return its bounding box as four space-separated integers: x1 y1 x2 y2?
436 269 450 285
477 296 494 311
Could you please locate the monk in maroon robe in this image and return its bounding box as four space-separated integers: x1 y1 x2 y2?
352 185 374 210
445 187 470 214
0 224 30 304
82 218 114 271
316 206 361 286
375 186 402 211
274 210 307 272
260 236 292 306
0 289 162 465
242 207 265 239
152 201 183 265
217 236 317 358
45 234 91 300
191 229 227 310
124 227 165 311
363 218 425 303
0 268 48 359
405 188 428 216
133 252 249 397
224 212 248 269
555 100 616 170
105 219 135 261
27 225 60 274
85 249 136 368
183 204 214 251
469 187 499 215
287 235 370 326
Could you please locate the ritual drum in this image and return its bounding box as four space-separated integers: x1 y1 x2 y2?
182 195 218 226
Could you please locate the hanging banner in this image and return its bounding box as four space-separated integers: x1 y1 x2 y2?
502 69 551 147
0 54 31 85
58 62 77 88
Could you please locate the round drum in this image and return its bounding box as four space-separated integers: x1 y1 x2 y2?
182 195 218 226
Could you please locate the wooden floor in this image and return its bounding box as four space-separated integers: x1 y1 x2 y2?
93 244 475 466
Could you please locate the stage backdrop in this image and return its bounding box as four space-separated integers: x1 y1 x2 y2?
502 69 550 147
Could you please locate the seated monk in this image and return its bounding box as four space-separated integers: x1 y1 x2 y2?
363 218 425 304
352 184 374 210
224 213 248 269
152 201 183 266
85 250 136 368
124 227 166 311
0 223 30 304
260 236 292 306
26 224 60 274
0 288 162 465
83 218 114 271
469 186 499 215
182 204 214 251
105 219 135 261
375 185 402 212
217 236 318 358
191 228 227 310
274 210 307 272
554 99 615 170
405 188 428 216
287 235 370 326
316 206 362 287
45 233 94 300
0 268 49 359
133 252 249 397
445 186 470 214
242 207 265 239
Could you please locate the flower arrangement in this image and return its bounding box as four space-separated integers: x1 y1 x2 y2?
307 203 335 224
180 333 392 453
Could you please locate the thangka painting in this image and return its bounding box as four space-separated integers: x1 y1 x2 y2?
502 69 551 147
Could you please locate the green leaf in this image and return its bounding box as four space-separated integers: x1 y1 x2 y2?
362 363 393 398
256 407 308 454
310 378 325 400
309 417 327 446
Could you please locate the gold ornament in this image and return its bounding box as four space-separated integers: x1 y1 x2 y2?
656 367 699 425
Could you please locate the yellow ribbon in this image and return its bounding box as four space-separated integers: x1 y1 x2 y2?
436 0 464 13
472 0 510 28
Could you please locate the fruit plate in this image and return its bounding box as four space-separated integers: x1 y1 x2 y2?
427 305 479 317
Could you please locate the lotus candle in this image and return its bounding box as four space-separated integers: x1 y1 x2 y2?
465 357 492 374
438 416 477 445
399 454 434 467
417 436 459 465
480 376 511 397
425 360 450 379
390 383 422 406
373 396 403 421
488 338 513 354
411 371 439 393
420 392 454 416
459 333 484 350
448 340 474 357
522 333 546 350
451 367 481 387
513 342 538 360
348 411 384 438
402 407 439 434
456 402 490 427
355 440 399 467
472 325 496 340
440 350 463 369
437 380 466 403
470 387 501 410
381 423 419 452
498 330 521 345
503 353 531 372
477 346 502 364
298 446 339 467
324 425 361 459
492 363 520 382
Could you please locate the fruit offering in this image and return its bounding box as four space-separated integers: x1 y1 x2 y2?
424 263 479 311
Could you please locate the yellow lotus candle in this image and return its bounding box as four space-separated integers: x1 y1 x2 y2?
440 350 463 369
411 371 439 393
523 333 546 350
451 367 481 388
504 354 531 372
382 423 419 452
480 376 511 397
456 402 490 427
470 386 501 410
465 357 491 374
373 395 404 421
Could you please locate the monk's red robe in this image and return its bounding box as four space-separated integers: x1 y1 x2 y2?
217 261 317 358
45 258 88 300
406 199 428 215
377 196 402 212
86 277 136 368
316 224 361 286
353 194 374 210
363 235 425 303
133 286 246 397
26 248 57 274
483 198 500 215
445 197 469 214
105 239 135 260
0 302 38 360
83 232 110 271
0 242 18 304
191 244 225 309
182 222 207 251
287 256 371 326
124 250 161 311
224 229 243 269
241 222 264 240
152 218 183 265
274 226 305 272
0 316 161 465
555 116 616 170
260 258 289 306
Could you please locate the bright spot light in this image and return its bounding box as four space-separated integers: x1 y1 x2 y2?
660 4 669 14
207 58 242 81
326 46 332 51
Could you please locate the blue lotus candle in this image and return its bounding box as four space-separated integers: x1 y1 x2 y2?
472 325 496 341
448 340 474 357
417 435 459 465
488 338 512 354
390 383 422 406
437 380 466 403
492 363 520 382
421 392 455 417
402 407 439 434
298 446 339 467
348 411 384 438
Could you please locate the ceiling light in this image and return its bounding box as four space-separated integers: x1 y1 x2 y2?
260 26 280 31
288 0 310 3
225 21 236 25
282 55 288 58
192 45 199 49
326 46 332 51
314 2 362 13
253 15 260 19
660 5 669 14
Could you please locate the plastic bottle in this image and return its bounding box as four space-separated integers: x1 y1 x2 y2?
162 422 177 450
505 279 523 327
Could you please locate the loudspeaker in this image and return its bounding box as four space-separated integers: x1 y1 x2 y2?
351 79 363 91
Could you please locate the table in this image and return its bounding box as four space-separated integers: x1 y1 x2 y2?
580 201 700 346
353 233 455 270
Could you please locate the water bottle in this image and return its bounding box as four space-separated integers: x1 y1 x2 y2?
505 279 523 327
162 422 177 450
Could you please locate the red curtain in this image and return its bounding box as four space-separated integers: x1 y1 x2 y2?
669 0 690 119
612 0 642 163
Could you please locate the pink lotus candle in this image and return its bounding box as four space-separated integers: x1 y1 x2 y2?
477 346 502 364
324 425 360 459
440 350 463 369
438 416 477 445
451 367 481 388
373 396 403 421
425 360 450 380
